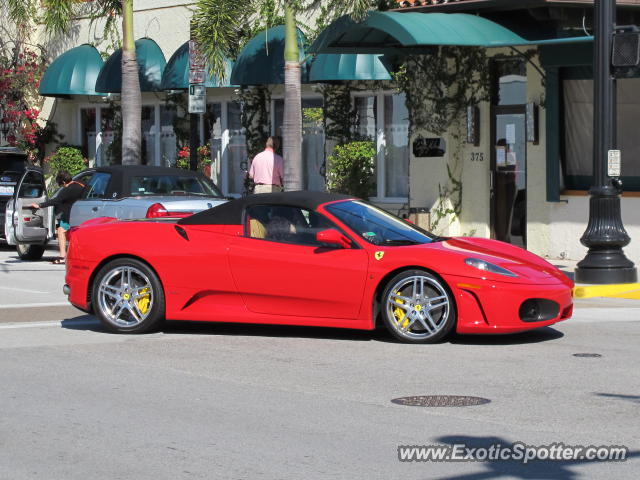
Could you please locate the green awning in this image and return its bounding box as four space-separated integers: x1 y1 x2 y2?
310 12 593 54
39 44 105 97
161 41 235 90
309 53 391 82
230 25 309 85
95 38 166 93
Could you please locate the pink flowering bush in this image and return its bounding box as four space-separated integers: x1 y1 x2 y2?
0 48 46 156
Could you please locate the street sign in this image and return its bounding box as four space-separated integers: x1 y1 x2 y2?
188 40 205 70
189 39 206 112
189 69 205 84
189 84 206 114
608 149 621 177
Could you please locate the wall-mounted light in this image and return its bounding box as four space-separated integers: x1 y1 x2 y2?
526 102 539 144
466 105 480 146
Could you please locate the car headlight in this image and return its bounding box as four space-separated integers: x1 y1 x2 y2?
464 258 518 277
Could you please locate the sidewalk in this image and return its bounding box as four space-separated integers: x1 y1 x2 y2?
548 258 640 317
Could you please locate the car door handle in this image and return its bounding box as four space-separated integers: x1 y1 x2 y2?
92 207 99 212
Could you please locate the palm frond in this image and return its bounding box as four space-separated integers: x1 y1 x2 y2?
41 0 74 36
191 0 254 82
4 0 37 34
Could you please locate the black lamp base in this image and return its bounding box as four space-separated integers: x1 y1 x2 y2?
575 249 638 284
574 266 637 284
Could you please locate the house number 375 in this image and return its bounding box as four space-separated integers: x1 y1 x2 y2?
470 152 484 162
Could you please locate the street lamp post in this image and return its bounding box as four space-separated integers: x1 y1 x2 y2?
574 0 637 284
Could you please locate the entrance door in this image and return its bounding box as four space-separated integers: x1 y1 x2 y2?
491 107 527 248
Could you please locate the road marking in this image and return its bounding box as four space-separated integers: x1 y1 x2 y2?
0 302 70 309
0 319 98 330
0 286 51 294
574 283 640 299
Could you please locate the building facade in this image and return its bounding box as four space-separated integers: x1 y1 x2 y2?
14 0 640 262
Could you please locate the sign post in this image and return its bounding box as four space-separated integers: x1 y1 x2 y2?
188 38 205 171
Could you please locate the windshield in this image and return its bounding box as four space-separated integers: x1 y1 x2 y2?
325 200 436 246
129 175 223 197
0 171 22 183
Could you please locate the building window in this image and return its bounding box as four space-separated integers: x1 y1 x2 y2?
273 97 326 191
227 101 247 195
80 108 96 165
140 106 155 166
98 107 118 166
353 92 409 202
354 96 377 139
384 94 409 198
159 105 177 167
562 70 640 191
492 58 527 106
204 102 223 184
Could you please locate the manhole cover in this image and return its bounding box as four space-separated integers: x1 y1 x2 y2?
391 395 491 407
573 353 602 358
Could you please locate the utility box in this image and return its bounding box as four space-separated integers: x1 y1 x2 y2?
408 207 431 231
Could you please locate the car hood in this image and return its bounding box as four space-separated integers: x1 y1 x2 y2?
427 237 572 286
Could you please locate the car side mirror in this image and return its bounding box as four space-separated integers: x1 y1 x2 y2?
316 229 351 249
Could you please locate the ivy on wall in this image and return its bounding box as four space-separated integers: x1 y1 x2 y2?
429 124 465 234
393 47 491 233
320 83 356 144
238 85 272 159
238 85 272 194
394 47 490 136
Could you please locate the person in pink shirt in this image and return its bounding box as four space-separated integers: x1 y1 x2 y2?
249 136 284 194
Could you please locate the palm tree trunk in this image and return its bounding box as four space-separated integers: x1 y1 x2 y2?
283 4 303 191
121 0 141 165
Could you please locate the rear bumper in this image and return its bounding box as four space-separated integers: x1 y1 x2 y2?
444 274 573 334
65 262 92 311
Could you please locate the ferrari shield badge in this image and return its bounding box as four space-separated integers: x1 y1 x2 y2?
374 251 385 261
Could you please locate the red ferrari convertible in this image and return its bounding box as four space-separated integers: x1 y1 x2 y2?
64 192 573 343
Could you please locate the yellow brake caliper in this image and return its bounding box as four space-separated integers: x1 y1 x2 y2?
135 288 151 314
393 291 410 329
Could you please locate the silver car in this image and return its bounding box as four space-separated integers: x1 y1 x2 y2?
4 165 227 260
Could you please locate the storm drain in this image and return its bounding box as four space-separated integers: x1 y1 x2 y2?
573 353 602 358
391 395 491 407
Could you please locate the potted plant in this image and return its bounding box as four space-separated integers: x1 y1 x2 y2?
176 145 212 177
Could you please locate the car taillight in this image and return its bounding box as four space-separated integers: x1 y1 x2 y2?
146 203 168 218
145 203 192 218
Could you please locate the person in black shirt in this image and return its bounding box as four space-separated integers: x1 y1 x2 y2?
30 170 84 264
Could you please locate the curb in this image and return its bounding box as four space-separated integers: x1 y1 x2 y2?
573 283 640 300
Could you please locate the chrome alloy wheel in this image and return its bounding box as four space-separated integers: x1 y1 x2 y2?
97 266 154 327
385 275 451 341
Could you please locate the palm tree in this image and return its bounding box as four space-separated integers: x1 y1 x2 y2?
283 5 303 191
120 0 141 165
193 0 377 191
5 0 142 165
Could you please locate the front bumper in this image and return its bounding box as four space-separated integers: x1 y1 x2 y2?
444 274 573 334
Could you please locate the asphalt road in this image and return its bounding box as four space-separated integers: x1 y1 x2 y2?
1 245 639 479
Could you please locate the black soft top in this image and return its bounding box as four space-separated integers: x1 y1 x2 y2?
178 191 355 225
74 165 215 199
